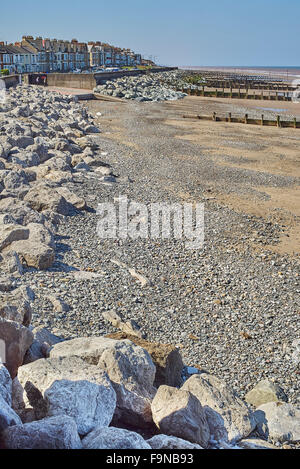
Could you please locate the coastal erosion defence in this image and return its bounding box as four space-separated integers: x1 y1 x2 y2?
22 67 178 90
0 75 20 89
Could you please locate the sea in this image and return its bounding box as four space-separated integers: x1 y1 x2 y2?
180 66 300 83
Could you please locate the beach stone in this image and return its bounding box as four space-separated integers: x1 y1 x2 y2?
151 385 210 448
0 318 33 378
55 187 87 210
15 356 116 434
0 285 33 327
0 364 12 404
9 136 34 149
82 427 151 449
44 170 73 185
147 434 203 449
291 339 300 364
5 222 55 270
254 402 300 443
103 312 145 338
24 184 73 215
238 438 278 449
182 374 255 443
23 327 63 364
0 393 22 432
0 198 44 227
3 170 29 190
245 380 288 408
0 251 23 275
1 415 82 449
0 224 29 252
0 277 12 293
107 332 184 387
48 295 70 313
50 337 156 426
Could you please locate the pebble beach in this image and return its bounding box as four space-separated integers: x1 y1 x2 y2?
0 72 300 449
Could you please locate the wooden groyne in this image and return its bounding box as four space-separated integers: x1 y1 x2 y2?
183 112 300 129
179 86 293 101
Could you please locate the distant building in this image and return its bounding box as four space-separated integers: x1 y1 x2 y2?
0 36 146 74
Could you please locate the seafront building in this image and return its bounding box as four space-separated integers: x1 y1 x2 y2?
0 36 142 74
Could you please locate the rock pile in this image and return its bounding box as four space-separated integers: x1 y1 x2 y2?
1 327 300 449
94 71 187 102
0 84 300 450
0 84 114 380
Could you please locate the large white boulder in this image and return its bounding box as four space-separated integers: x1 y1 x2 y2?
254 402 300 443
245 380 288 408
82 427 151 449
0 364 22 431
1 415 82 449
147 434 203 449
14 356 116 435
182 374 255 444
0 318 33 378
151 385 210 448
50 337 156 426
5 222 55 270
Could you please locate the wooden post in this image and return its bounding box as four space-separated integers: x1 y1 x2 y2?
294 118 297 129
245 113 248 124
202 85 205 96
276 91 278 101
261 114 264 126
228 112 232 122
230 86 232 98
261 90 264 100
212 112 216 121
215 88 218 97
276 115 281 127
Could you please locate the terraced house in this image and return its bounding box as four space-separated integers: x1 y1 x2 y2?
0 43 14 73
0 43 35 73
0 36 143 74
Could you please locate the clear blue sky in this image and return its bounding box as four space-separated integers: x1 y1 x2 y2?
1 0 299 66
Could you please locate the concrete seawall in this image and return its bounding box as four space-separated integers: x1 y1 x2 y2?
1 75 20 89
23 67 178 90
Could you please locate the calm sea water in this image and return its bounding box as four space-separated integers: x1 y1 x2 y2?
181 66 300 82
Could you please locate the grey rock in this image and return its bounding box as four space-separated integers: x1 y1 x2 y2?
23 326 63 364
0 318 33 378
254 402 300 443
15 356 116 434
147 434 203 449
238 438 278 449
1 415 82 449
24 184 73 215
245 380 288 408
0 393 22 432
82 427 151 449
0 251 23 276
151 385 210 448
182 374 255 444
0 224 29 252
0 364 12 405
6 222 55 270
50 337 156 426
0 285 33 326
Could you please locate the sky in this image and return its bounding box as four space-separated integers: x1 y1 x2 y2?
1 0 299 67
